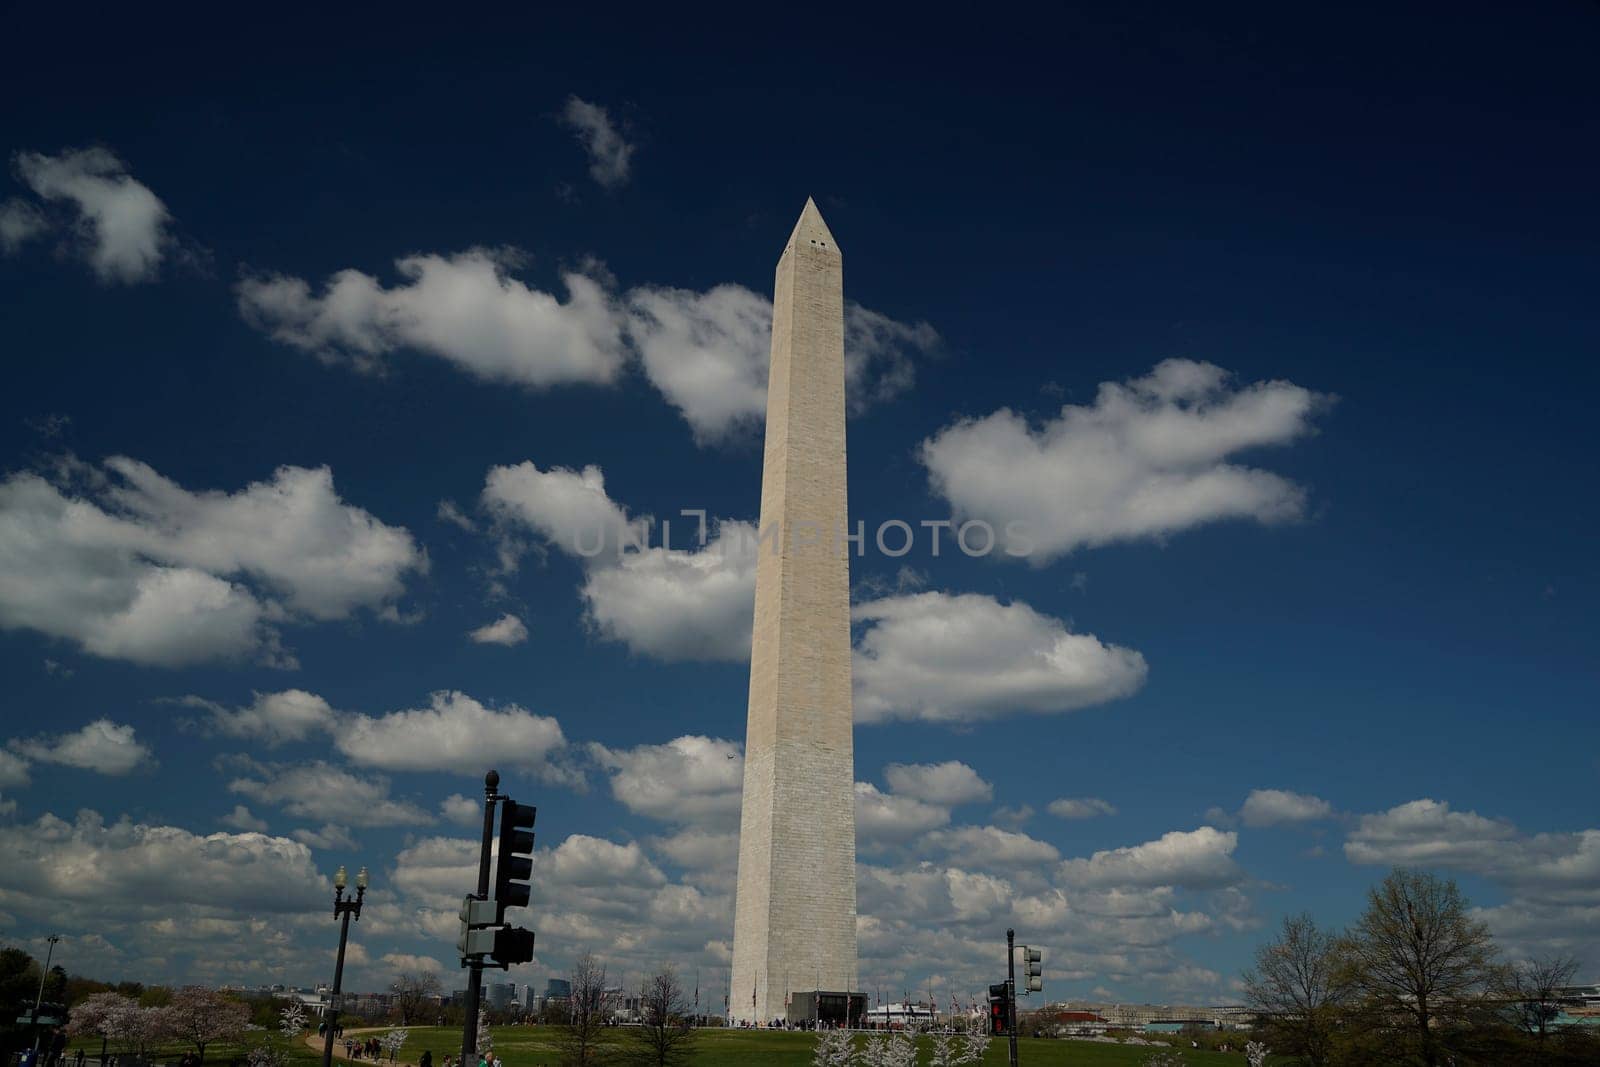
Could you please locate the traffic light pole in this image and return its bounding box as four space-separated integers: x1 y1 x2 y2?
1006 928 1019 1067
462 770 500 1064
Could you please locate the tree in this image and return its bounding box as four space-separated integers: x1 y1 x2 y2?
952 1027 988 1066
1501 953 1579 1050
812 1028 855 1067
278 1002 307 1042
1339 868 1501 1067
1241 912 1343 1066
929 1025 986 1067
1 947 41 1062
381 1028 409 1062
159 987 250 1065
388 973 442 1026
557 953 610 1067
627 966 695 1067
68 992 143 1059
860 1030 916 1067
1245 1041 1270 1067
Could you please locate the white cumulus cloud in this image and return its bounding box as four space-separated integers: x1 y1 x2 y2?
468 613 528 646
378 952 444 976
335 690 571 783
9 719 153 775
1343 798 1516 868
240 248 934 446
854 782 950 843
925 825 1061 865
0 809 326 918
11 147 174 283
218 806 269 832
482 462 755 662
0 198 47 254
439 794 481 826
1059 827 1243 890
237 249 628 388
0 457 424 668
624 286 936 443
226 759 433 827
0 749 31 789
591 735 743 826
290 824 358 851
560 96 635 189
1048 797 1117 820
183 689 336 746
921 358 1332 562
882 761 993 806
1343 798 1600 961
1239 788 1334 827
852 591 1147 724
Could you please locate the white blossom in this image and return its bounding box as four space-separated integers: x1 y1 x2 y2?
811 1028 856 1067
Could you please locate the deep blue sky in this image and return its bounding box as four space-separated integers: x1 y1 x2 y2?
1 2 1596 1007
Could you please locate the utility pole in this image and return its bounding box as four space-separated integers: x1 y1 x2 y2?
31 934 60 1055
461 770 500 1063
1006 928 1019 1067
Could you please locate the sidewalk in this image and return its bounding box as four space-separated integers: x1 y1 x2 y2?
301 1030 419 1067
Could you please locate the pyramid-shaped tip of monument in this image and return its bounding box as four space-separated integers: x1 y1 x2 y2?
788 196 840 253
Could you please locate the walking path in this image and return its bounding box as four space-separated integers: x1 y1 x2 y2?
301 1028 419 1067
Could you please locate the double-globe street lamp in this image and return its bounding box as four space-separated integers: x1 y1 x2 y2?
321 865 369 1067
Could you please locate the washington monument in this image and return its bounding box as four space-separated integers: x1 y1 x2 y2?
729 198 858 1023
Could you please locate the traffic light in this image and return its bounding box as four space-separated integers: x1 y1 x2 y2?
1017 946 1043 993
491 926 536 967
457 895 498 959
493 799 537 916
988 983 1010 1035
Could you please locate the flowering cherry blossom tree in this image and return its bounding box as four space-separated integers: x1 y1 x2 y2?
69 993 141 1056
381 1029 409 1062
811 1027 855 1067
278 1003 307 1042
159 987 250 1064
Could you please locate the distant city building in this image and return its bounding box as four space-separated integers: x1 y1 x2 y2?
544 979 572 1000
1044 1001 1251 1031
863 1002 935 1028
486 983 514 1011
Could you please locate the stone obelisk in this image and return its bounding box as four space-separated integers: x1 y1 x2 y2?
730 198 857 1024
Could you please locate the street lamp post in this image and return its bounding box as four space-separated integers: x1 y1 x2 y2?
31 933 61 1055
321 865 369 1067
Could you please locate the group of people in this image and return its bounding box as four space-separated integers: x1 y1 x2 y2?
437 1051 498 1067
15 1031 81 1067
341 1037 387 1061
14 1036 117 1067
336 1046 500 1067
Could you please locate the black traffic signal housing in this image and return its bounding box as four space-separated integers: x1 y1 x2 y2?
493 799 537 917
988 983 1010 1035
1020 946 1043 993
491 926 536 968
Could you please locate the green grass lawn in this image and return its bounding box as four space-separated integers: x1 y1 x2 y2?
64 1036 325 1067
75 1025 1266 1067
386 1024 1259 1066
